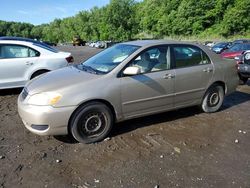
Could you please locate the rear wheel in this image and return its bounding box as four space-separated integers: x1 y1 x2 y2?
70 102 114 144
201 84 224 113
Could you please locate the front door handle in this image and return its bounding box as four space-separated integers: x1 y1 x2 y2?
203 67 213 72
163 74 175 79
26 62 33 65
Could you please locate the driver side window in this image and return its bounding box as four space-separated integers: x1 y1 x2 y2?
129 46 170 74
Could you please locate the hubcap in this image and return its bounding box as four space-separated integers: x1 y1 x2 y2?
208 92 220 107
85 115 102 132
79 112 107 137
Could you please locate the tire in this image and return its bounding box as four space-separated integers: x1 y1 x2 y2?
70 102 114 144
239 77 248 85
30 70 49 79
201 85 224 113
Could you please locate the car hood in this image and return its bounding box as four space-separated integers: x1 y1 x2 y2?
26 65 100 95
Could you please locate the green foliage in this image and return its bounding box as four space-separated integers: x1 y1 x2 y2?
0 0 249 42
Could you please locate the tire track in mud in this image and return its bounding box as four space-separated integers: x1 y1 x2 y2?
85 132 173 167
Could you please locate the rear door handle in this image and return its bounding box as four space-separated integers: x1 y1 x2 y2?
163 74 175 79
203 67 213 72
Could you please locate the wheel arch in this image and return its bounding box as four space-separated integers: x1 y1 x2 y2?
30 69 50 79
201 81 226 104
210 81 226 94
67 99 117 133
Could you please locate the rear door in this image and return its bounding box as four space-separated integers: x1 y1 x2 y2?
0 44 39 88
171 44 214 108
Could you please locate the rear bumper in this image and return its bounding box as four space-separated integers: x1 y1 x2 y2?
18 95 76 136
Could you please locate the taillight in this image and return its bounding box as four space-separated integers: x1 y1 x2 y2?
66 56 74 63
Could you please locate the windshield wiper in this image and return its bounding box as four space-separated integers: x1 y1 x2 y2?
75 64 106 75
78 65 98 74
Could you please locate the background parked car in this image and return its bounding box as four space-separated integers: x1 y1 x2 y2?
220 43 250 59
204 41 215 48
232 39 250 44
73 36 86 46
211 42 232 54
236 50 250 84
0 38 73 89
94 41 105 48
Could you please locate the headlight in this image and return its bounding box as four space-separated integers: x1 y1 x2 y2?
27 92 62 106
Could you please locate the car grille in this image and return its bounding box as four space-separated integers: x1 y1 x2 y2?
21 88 29 100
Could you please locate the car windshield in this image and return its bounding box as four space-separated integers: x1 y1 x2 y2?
78 44 140 74
227 43 250 52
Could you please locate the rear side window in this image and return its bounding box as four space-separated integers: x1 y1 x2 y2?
173 45 210 68
0 44 40 59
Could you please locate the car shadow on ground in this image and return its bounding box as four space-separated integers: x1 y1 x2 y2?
221 90 250 110
111 106 201 138
54 134 78 144
54 88 250 144
54 106 202 144
113 89 250 137
0 88 23 96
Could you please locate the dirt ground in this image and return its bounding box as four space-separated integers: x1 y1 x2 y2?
0 46 250 188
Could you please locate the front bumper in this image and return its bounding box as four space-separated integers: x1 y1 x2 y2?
18 95 76 136
238 65 250 78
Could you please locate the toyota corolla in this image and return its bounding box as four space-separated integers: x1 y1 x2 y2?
18 40 239 144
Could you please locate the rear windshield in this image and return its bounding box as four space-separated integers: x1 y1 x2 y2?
33 43 59 53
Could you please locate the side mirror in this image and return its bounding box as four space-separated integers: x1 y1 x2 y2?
123 66 141 76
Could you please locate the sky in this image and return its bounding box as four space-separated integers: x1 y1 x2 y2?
0 0 110 25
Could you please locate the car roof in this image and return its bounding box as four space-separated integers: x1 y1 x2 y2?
0 36 42 44
0 36 53 48
122 40 203 47
0 37 59 52
231 42 250 46
233 39 250 43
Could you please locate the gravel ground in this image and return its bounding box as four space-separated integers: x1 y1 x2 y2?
0 46 250 188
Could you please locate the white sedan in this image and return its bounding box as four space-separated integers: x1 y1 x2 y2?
0 38 73 89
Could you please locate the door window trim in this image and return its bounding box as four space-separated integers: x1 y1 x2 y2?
118 45 172 78
170 44 211 69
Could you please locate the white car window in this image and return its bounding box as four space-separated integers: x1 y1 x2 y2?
2 45 28 58
1 45 39 58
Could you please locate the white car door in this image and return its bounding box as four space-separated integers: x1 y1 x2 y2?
0 44 39 89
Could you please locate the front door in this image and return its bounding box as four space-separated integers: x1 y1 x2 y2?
120 45 175 119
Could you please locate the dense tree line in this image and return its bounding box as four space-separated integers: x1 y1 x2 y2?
0 0 249 43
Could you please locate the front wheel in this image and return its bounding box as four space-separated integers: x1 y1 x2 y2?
201 85 224 113
70 102 114 144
